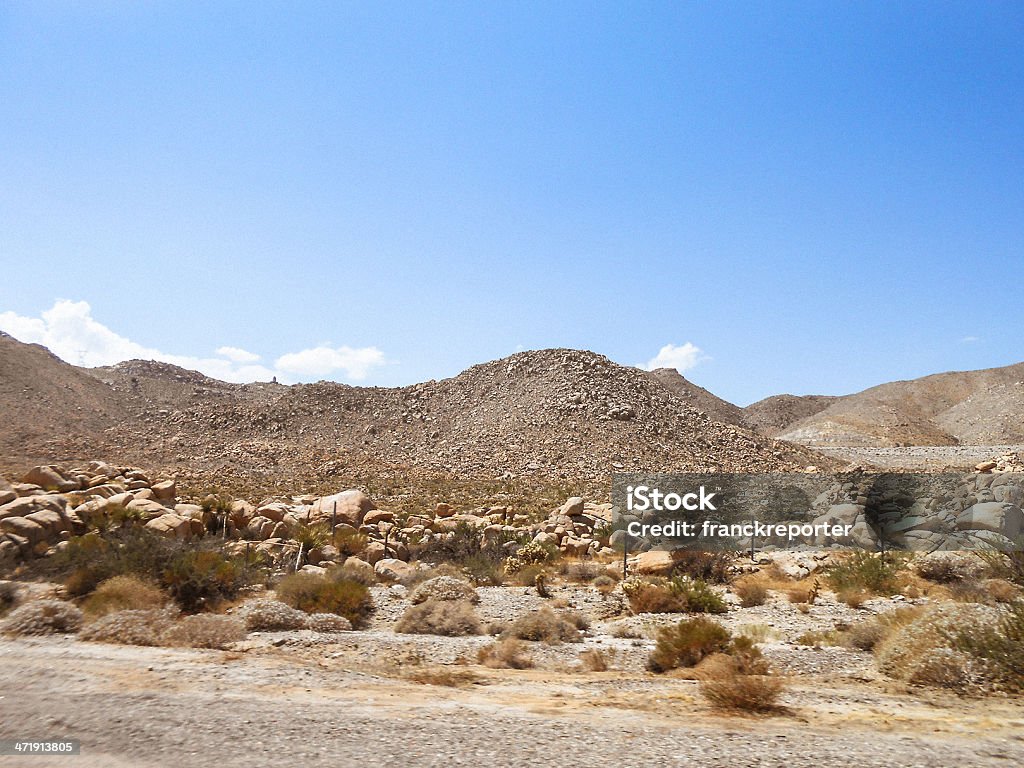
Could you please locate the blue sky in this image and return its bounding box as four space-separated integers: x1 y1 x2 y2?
1 1 1021 405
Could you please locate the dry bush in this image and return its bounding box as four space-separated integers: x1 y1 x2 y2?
609 621 643 639
670 550 733 584
237 599 308 631
305 613 352 632
914 552 986 583
80 606 179 646
82 575 167 617
477 638 534 669
736 623 777 644
160 614 245 649
949 601 1024 694
647 617 732 673
395 599 482 636
733 578 768 607
579 648 612 671
560 560 603 583
275 572 374 628
622 576 727 615
329 560 378 587
0 581 19 616
1 599 83 636
409 575 479 605
699 662 785 712
405 667 480 687
399 562 465 588
985 578 1021 603
876 602 1004 692
837 588 868 608
593 575 617 595
506 607 582 644
947 580 992 604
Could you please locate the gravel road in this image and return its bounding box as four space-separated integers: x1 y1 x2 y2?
2 636 1023 768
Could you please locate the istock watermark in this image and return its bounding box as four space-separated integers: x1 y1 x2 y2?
610 471 1024 553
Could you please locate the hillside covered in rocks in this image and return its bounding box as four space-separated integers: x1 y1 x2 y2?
0 334 824 493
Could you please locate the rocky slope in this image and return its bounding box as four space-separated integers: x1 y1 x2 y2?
0 338 824 491
774 362 1024 447
643 367 746 427
742 394 838 436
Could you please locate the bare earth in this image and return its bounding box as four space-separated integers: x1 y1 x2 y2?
3 632 1023 768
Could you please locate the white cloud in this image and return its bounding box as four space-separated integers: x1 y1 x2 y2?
643 342 706 373
275 345 387 381
0 300 388 384
216 346 261 363
960 335 980 344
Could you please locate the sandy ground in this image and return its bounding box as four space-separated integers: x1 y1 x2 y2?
2 630 1024 768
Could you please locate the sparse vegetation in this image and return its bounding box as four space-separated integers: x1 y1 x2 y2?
622 576 727 615
237 599 309 631
669 550 733 584
827 552 907 597
579 648 612 671
160 614 245 649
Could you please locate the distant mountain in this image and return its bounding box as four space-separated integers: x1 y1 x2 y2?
772 363 1024 447
643 368 746 428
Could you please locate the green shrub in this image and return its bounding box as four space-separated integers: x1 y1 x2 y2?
827 551 907 596
622 576 727 615
647 617 732 673
162 549 247 612
395 599 482 636
275 572 374 628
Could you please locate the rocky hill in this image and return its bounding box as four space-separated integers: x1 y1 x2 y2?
741 394 838 436
774 362 1024 447
643 368 746 427
0 338 825 493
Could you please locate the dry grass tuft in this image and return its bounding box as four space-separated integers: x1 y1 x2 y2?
477 638 534 669
1 599 83 636
506 607 582 644
82 575 167 618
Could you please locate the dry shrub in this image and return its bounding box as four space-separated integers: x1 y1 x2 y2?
160 614 245 649
914 552 986 583
275 572 374 628
647 617 732 673
579 648 612 671
1 599 83 636
237 599 308 631
876 602 1005 692
0 582 19 616
609 621 643 639
593 575 617 595
409 575 478 605
670 550 733 584
949 601 1024 693
699 663 785 712
785 586 812 604
506 607 582 644
733 579 768 607
330 560 378 587
947 580 991 604
837 588 867 608
395 599 482 636
305 613 352 632
405 667 480 687
399 562 465 588
985 578 1021 603
477 638 533 669
80 606 179 646
560 560 603 583
622 576 727 615
82 575 167 617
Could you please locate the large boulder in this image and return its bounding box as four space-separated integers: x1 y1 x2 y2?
151 480 177 502
145 513 192 541
0 476 15 506
21 466 79 493
309 490 375 527
956 502 1024 540
374 558 415 581
632 550 675 575
0 517 47 546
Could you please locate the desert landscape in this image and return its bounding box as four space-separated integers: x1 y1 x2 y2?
2 332 1024 767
